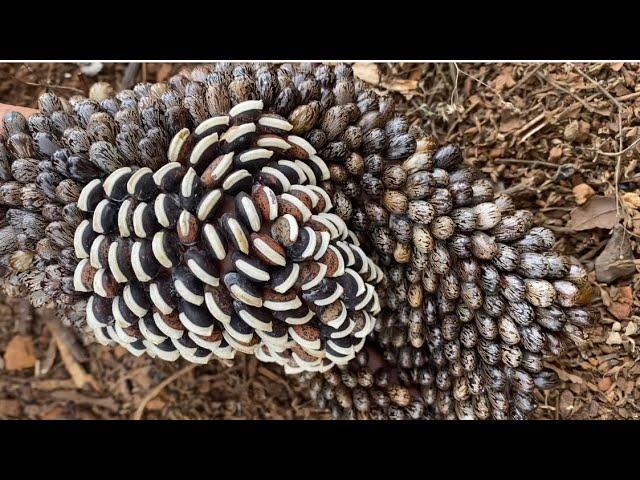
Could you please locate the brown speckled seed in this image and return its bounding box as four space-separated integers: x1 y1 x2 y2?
205 284 234 317
292 323 321 343
318 247 340 277
263 288 299 304
387 384 412 407
297 262 324 289
251 185 277 222
290 344 320 362
201 154 233 189
195 328 223 343
382 190 408 214
177 210 200 245
159 312 184 331
271 215 298 247
277 196 307 223
288 189 314 211
318 299 344 325
251 233 286 266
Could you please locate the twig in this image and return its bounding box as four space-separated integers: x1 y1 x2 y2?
579 136 640 158
571 65 622 110
121 63 141 90
452 63 520 113
133 363 199 420
449 62 459 106
495 158 560 168
505 64 543 97
536 71 597 114
571 65 625 223
514 111 545 137
45 318 99 391
519 119 551 144
616 91 640 102
12 76 85 95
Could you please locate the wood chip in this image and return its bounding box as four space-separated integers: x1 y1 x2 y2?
3 335 36 371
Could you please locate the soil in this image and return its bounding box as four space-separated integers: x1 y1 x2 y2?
0 62 638 420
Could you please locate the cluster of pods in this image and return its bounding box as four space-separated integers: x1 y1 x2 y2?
0 62 595 419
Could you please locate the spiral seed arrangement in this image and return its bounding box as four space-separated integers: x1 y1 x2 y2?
0 62 595 419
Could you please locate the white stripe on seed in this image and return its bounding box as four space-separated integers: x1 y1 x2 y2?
168 128 190 162
189 133 218 166
108 242 128 283
194 116 229 136
253 238 286 266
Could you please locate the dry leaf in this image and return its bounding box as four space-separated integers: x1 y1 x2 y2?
494 70 516 92
558 390 574 419
622 192 640 210
624 321 638 337
146 398 166 411
3 334 36 370
546 363 583 384
572 183 595 205
607 285 634 320
381 78 419 95
352 63 381 86
499 117 524 133
595 225 636 283
567 196 618 231
41 406 66 420
610 62 624 72
564 120 590 143
606 331 623 345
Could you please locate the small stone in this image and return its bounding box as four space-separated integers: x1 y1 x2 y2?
548 145 563 162
572 183 595 205
564 120 590 143
564 121 580 142
606 331 623 345
598 376 612 392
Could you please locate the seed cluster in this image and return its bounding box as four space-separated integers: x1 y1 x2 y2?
73 100 381 369
304 347 431 419
312 120 596 420
0 62 596 418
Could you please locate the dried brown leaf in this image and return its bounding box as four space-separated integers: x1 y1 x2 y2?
381 78 420 96
607 285 634 320
352 63 381 86
595 225 636 283
622 192 640 210
567 195 618 231
546 363 584 384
